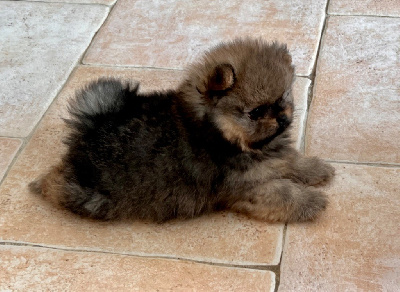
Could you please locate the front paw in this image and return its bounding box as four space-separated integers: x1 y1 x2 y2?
290 187 328 222
294 157 335 186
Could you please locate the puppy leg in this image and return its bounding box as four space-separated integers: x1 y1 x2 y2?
29 164 116 220
229 179 328 222
29 164 67 207
291 156 335 186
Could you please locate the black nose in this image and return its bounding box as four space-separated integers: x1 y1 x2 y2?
277 115 289 127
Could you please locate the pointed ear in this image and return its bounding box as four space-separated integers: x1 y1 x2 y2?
208 63 235 91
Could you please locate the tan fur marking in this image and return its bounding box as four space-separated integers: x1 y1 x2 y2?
33 164 66 207
214 115 252 152
283 105 293 120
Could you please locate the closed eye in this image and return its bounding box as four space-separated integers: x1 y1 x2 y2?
271 95 287 113
271 101 284 113
248 104 270 120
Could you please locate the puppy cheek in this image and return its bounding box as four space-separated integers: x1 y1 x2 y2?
214 115 253 152
257 118 279 139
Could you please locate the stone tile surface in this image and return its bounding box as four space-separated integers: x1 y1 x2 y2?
0 66 284 266
0 246 275 291
0 2 109 137
305 16 400 164
83 0 327 75
0 138 22 181
329 0 400 17
279 164 400 291
3 0 400 290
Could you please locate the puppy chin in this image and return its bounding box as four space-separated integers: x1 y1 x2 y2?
213 114 292 152
249 124 290 150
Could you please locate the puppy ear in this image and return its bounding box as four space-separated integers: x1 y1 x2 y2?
208 63 235 91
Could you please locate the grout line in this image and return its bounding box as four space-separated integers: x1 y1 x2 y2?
0 0 112 7
0 135 26 139
296 74 312 79
80 63 185 72
297 83 312 154
327 13 400 19
301 0 331 155
273 223 288 292
0 137 28 186
0 240 279 272
324 159 400 168
308 0 331 87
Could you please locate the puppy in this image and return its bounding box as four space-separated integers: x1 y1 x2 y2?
30 38 334 223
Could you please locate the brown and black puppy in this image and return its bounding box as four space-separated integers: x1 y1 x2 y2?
30 38 334 223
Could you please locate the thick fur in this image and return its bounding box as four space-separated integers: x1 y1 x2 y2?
30 39 334 222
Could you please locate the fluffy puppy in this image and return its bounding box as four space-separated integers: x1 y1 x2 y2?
30 38 334 223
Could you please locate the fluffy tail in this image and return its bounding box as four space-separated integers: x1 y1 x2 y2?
64 78 138 135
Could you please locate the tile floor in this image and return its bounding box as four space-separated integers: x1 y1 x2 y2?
0 0 399 291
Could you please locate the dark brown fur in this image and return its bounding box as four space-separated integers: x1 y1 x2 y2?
30 39 334 223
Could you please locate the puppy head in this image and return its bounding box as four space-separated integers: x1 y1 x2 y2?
179 38 295 152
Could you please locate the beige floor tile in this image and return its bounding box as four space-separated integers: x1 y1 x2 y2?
279 164 400 291
0 2 109 137
305 16 400 164
329 0 400 17
0 246 275 291
0 66 284 266
83 0 327 76
0 138 22 181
